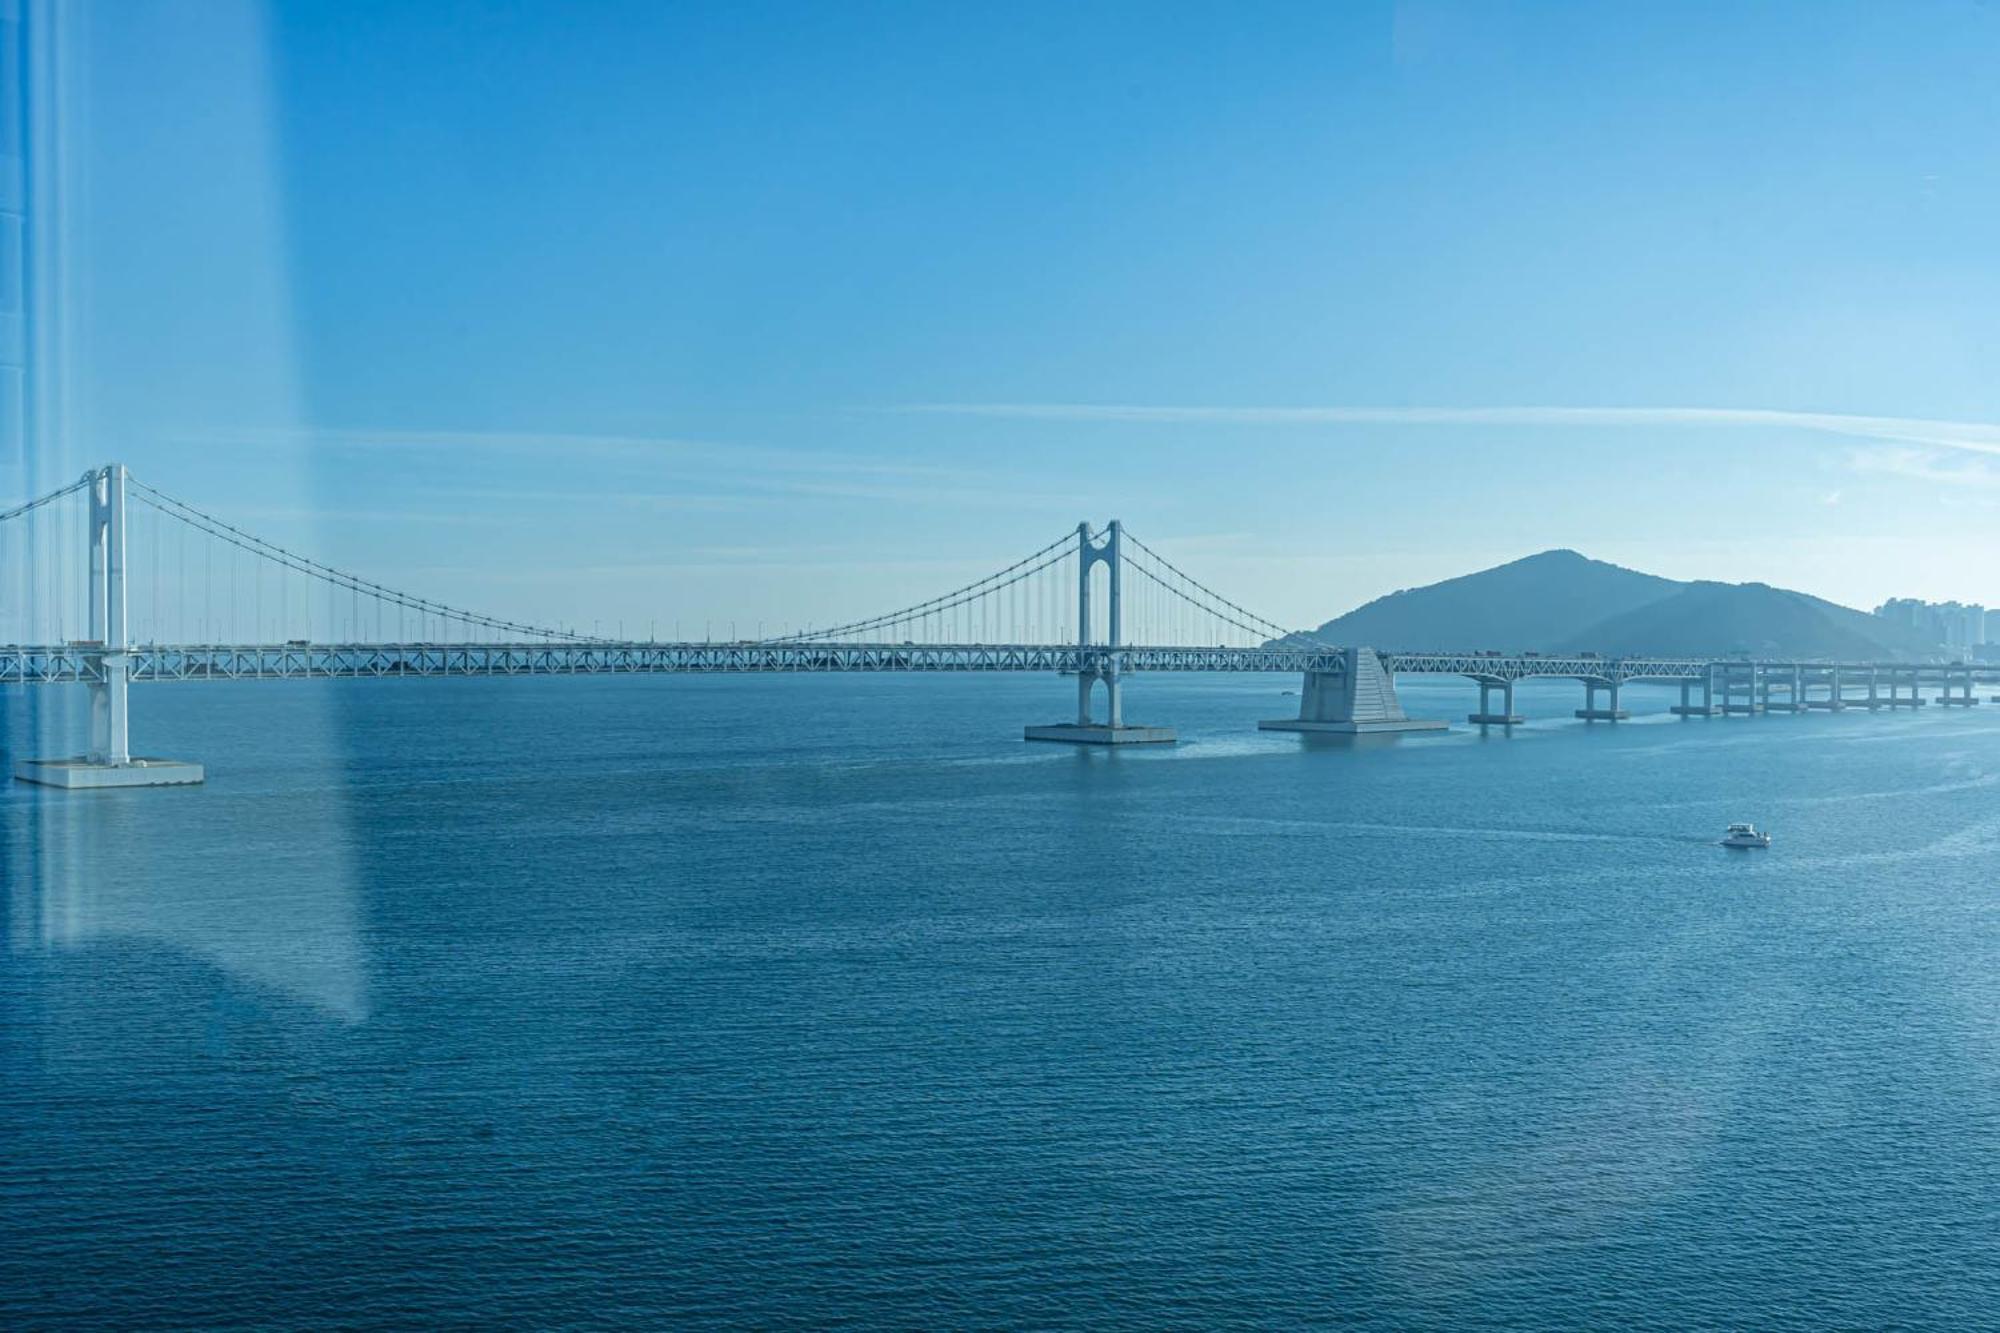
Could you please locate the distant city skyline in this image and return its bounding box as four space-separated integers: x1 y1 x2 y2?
36 0 2000 633
1876 596 1990 660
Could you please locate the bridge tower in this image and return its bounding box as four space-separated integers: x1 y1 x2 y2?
1074 520 1122 727
86 462 130 765
1024 521 1174 745
14 465 203 787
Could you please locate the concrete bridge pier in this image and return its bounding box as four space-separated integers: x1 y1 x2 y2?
1720 663 1763 714
1575 678 1628 721
1804 666 1846 711
1672 672 1721 716
1468 676 1523 725
1026 521 1174 745
1763 665 1806 713
1884 666 1924 708
1083 659 1119 727
1939 665 1980 707
1261 648 1448 735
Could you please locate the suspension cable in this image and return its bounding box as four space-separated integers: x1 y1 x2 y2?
1119 527 1334 646
1120 557 1288 645
0 475 91 527
128 476 598 643
763 528 1079 642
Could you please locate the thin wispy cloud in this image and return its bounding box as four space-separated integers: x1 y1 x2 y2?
175 424 972 475
448 486 773 514
228 505 509 526
1847 446 2000 490
157 425 1080 508
899 403 2000 459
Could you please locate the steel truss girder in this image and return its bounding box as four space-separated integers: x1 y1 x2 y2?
2 643 1994 688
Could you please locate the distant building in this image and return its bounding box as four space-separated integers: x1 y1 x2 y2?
1876 598 1924 632
1875 598 1989 660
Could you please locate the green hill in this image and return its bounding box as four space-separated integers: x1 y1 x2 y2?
1290 550 1945 660
1294 549 1680 652
1563 582 1939 660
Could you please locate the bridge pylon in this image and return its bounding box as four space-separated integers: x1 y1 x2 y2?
1024 521 1174 745
14 464 204 788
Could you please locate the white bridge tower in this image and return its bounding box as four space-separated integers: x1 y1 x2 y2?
1023 521 1175 745
14 465 204 788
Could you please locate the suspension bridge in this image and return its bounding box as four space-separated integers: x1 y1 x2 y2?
2 465 1996 787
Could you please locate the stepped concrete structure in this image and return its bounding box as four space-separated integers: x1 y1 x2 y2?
1259 649 1448 735
7 459 2000 784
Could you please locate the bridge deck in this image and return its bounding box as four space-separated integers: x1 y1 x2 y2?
2 642 1344 682
2 642 1992 685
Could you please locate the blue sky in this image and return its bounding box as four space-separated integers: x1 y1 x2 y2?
60 0 2000 634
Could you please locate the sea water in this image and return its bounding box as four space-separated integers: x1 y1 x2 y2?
5 673 2000 1327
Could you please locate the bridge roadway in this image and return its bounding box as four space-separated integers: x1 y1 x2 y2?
3 641 1346 682
2 641 1994 685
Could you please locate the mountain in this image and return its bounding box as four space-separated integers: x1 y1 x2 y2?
1560 582 1940 660
1294 549 1681 652
1290 550 1945 660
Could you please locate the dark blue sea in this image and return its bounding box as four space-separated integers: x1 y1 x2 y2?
6 673 2000 1328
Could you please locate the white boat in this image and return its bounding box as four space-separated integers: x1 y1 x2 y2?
1721 822 1771 849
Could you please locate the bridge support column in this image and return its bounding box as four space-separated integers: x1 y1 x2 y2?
1805 666 1846 711
1722 663 1762 715
15 464 204 789
88 653 130 764
1672 673 1721 716
1575 678 1627 721
1468 676 1522 725
1026 521 1174 745
1766 665 1805 713
1261 648 1447 735
1939 665 1980 706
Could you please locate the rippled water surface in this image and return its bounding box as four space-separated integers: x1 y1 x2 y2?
6 673 2000 1327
